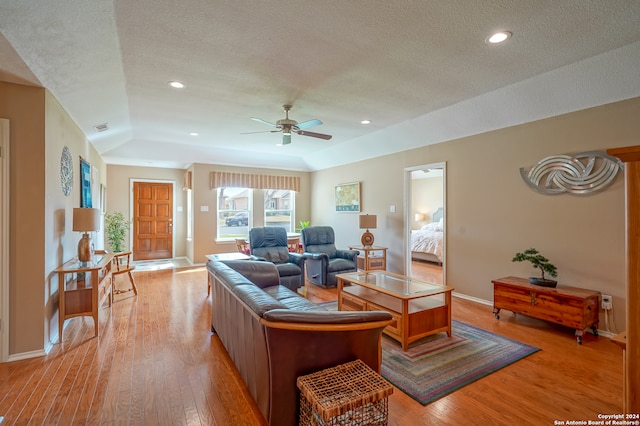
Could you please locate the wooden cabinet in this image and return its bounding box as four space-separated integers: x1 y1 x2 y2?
55 252 114 342
348 246 387 271
492 276 600 344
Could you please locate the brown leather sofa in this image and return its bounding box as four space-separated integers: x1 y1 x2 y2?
207 260 392 426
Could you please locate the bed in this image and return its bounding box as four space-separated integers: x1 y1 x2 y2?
411 207 444 265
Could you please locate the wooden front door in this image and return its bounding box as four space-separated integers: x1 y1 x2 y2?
133 181 173 260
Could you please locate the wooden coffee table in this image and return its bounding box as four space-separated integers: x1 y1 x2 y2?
337 271 454 351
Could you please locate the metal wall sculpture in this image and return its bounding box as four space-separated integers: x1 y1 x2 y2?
520 151 623 195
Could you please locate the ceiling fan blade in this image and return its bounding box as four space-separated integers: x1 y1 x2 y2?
297 130 332 140
296 119 323 129
282 134 292 145
240 130 280 134
251 117 277 127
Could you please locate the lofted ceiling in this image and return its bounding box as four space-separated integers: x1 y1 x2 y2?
1 1 640 171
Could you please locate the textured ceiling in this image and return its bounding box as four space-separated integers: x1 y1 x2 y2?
1 0 640 171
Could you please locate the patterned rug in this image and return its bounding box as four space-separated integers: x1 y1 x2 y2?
314 301 540 404
381 320 540 405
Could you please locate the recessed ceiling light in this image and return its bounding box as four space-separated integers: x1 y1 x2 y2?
169 81 185 89
189 132 198 136
486 31 512 44
361 120 371 125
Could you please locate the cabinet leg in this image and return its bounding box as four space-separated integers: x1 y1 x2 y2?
493 307 501 319
575 329 583 344
590 325 599 336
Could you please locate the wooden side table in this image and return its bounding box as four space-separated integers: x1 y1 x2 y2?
348 246 387 271
55 251 114 342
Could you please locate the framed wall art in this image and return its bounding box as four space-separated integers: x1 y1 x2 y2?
80 157 92 208
335 182 361 212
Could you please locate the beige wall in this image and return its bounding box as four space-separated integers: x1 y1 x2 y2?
190 163 311 263
0 82 104 356
106 165 188 258
0 82 46 355
44 91 106 347
105 163 311 264
311 97 640 333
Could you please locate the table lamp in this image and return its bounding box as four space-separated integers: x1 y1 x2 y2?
73 208 100 262
359 214 377 247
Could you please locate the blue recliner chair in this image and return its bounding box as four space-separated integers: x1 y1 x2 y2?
301 226 359 288
249 227 305 291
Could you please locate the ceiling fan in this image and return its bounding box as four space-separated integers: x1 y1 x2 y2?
243 105 332 145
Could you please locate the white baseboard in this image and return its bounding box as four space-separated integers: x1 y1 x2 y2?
7 348 46 362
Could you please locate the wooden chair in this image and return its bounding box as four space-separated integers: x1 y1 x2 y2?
235 238 250 255
112 251 138 295
287 236 301 253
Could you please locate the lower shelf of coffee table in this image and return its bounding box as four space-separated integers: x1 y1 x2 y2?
339 286 450 350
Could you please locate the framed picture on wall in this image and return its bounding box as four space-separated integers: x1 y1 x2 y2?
335 182 361 212
80 157 92 208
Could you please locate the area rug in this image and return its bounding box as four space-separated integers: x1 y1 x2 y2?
313 301 540 404
381 320 540 405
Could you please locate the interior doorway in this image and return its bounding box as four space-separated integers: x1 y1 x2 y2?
405 162 446 285
132 180 174 260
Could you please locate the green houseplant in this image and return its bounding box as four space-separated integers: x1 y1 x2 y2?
512 248 558 287
104 211 130 253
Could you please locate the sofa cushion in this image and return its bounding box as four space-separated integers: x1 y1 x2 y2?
220 259 280 289
275 262 302 277
263 286 322 311
232 284 287 316
327 258 356 272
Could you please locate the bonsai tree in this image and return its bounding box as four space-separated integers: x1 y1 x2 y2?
512 248 557 281
104 211 130 253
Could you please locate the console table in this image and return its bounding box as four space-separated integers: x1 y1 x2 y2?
55 251 114 342
492 276 600 344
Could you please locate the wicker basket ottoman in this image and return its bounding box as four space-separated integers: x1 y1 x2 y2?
296 359 393 426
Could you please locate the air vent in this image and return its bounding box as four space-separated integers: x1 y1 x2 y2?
94 123 109 132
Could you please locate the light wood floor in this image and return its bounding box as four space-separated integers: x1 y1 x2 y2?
0 267 623 425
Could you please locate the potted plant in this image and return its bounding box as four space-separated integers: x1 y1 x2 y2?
512 248 558 287
296 220 310 232
104 211 130 253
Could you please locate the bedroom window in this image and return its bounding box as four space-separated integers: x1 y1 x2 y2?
264 189 294 232
217 187 252 240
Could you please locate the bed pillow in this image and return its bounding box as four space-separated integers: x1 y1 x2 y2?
436 217 444 231
420 222 438 231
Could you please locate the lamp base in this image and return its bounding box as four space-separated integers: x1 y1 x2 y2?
361 230 375 247
77 233 94 262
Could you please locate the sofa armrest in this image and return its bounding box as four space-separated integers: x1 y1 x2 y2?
263 309 392 325
336 249 359 262
261 314 392 426
287 252 306 268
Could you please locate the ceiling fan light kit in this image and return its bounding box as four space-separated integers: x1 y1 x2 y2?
245 105 332 145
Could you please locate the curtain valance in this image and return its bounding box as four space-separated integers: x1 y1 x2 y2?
210 171 300 192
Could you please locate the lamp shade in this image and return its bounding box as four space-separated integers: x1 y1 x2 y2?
359 214 377 229
414 213 426 222
73 208 100 232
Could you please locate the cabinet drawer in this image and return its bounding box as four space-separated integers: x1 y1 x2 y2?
368 258 385 269
340 292 366 311
368 301 401 337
